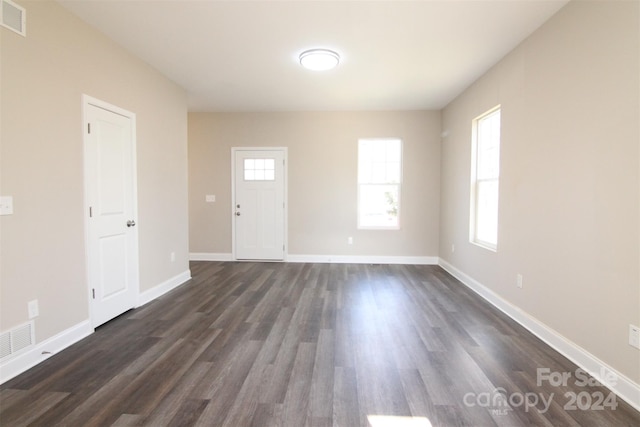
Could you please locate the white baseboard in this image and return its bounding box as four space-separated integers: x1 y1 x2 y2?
438 258 640 412
1 270 192 385
189 253 438 265
190 252 234 261
0 320 93 384
137 269 191 307
287 254 438 265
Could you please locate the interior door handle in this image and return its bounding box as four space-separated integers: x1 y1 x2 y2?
127 220 136 227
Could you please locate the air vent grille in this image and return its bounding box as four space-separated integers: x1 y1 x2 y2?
0 332 11 359
1 0 26 36
0 321 34 360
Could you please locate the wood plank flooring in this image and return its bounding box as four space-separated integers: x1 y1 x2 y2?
1 262 639 426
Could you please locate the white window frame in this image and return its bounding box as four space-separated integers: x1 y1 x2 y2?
357 138 402 230
470 106 501 251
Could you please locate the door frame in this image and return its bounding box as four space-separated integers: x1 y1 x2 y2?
82 94 140 328
231 147 288 261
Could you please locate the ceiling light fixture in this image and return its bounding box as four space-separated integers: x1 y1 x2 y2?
299 49 340 71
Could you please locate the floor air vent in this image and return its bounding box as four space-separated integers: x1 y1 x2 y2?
1 0 26 36
0 322 34 360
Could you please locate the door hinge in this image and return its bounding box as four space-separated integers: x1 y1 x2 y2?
87 123 91 134
92 288 95 299
89 206 93 217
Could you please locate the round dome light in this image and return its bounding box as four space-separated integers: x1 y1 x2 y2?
299 49 340 71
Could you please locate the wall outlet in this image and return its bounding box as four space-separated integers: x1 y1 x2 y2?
629 324 640 350
205 195 216 203
516 274 523 289
28 300 39 319
0 196 14 215
451 244 455 253
170 252 176 262
348 237 353 245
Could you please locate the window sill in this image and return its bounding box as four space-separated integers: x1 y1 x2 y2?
358 227 400 231
470 240 497 252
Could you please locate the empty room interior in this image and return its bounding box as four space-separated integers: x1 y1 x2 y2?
1 0 639 426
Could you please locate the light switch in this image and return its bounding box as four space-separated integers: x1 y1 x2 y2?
205 195 216 203
0 196 14 215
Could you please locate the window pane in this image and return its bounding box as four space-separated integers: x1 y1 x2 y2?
360 140 374 154
386 161 401 183
387 140 401 162
371 162 387 183
372 143 385 162
358 139 402 184
359 184 399 228
477 146 499 179
477 111 500 180
476 180 499 245
359 161 371 183
244 157 277 181
264 169 275 181
265 158 275 170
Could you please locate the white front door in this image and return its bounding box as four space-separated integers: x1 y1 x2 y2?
85 97 139 327
233 149 286 260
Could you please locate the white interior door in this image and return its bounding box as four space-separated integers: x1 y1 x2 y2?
234 149 285 260
85 98 139 327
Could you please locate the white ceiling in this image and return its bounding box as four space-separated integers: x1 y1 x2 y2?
58 0 569 112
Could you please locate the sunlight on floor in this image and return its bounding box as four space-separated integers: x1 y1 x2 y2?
367 415 433 427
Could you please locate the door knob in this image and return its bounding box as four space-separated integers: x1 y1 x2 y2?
127 220 136 227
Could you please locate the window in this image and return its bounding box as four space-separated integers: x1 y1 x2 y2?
358 138 402 229
244 158 275 181
470 106 501 250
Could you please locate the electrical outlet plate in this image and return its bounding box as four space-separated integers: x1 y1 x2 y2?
0 196 14 215
205 195 216 203
28 300 39 319
629 325 640 350
516 274 523 289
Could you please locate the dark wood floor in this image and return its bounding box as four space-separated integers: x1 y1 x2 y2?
1 262 639 426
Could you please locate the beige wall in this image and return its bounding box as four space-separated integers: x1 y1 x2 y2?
2 0 637 395
0 0 189 343
440 0 639 383
189 111 440 258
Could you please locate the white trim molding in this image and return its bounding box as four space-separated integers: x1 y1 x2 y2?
0 269 192 386
0 320 93 384
288 254 438 265
190 252 234 262
189 253 437 265
137 269 191 308
438 258 640 412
